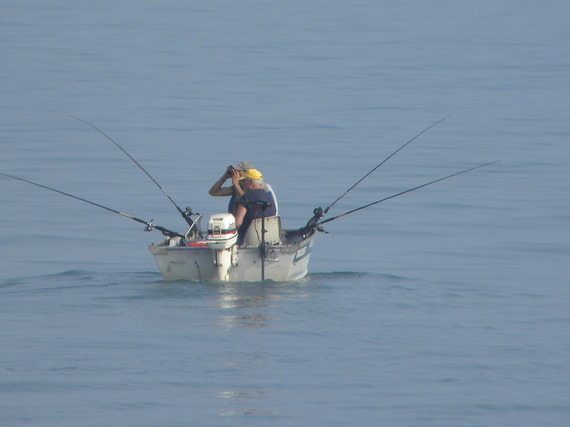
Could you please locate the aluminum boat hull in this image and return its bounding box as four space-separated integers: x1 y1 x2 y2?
149 230 316 282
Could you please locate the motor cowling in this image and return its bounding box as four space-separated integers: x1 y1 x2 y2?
206 213 238 250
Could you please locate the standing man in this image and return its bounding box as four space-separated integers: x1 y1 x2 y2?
209 161 278 215
209 161 254 214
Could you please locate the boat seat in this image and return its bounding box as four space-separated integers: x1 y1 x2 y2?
241 216 282 247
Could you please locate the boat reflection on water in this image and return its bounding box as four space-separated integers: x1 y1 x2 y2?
218 391 273 417
214 280 309 329
216 288 276 329
212 279 312 418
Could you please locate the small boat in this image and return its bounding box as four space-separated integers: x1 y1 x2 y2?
1 117 499 282
148 213 318 282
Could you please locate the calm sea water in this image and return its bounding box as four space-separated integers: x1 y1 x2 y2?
1 1 569 426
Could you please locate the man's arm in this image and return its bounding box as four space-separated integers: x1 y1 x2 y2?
235 203 247 228
209 169 233 196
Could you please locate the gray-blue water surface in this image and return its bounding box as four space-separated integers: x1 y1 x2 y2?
1 1 569 426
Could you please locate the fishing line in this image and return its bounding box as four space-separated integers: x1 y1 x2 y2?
70 116 195 226
323 115 451 215
318 160 502 226
0 172 184 238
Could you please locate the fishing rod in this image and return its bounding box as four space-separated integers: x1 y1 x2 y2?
303 116 451 231
70 116 196 227
317 160 502 226
323 115 451 215
0 172 184 238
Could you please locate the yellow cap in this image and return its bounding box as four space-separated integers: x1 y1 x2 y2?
239 169 263 181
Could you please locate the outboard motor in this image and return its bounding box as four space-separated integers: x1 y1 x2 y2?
206 213 238 281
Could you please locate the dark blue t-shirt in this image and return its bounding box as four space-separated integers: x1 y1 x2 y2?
237 189 277 243
228 192 237 214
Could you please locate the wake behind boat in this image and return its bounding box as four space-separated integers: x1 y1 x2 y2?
1 117 500 282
